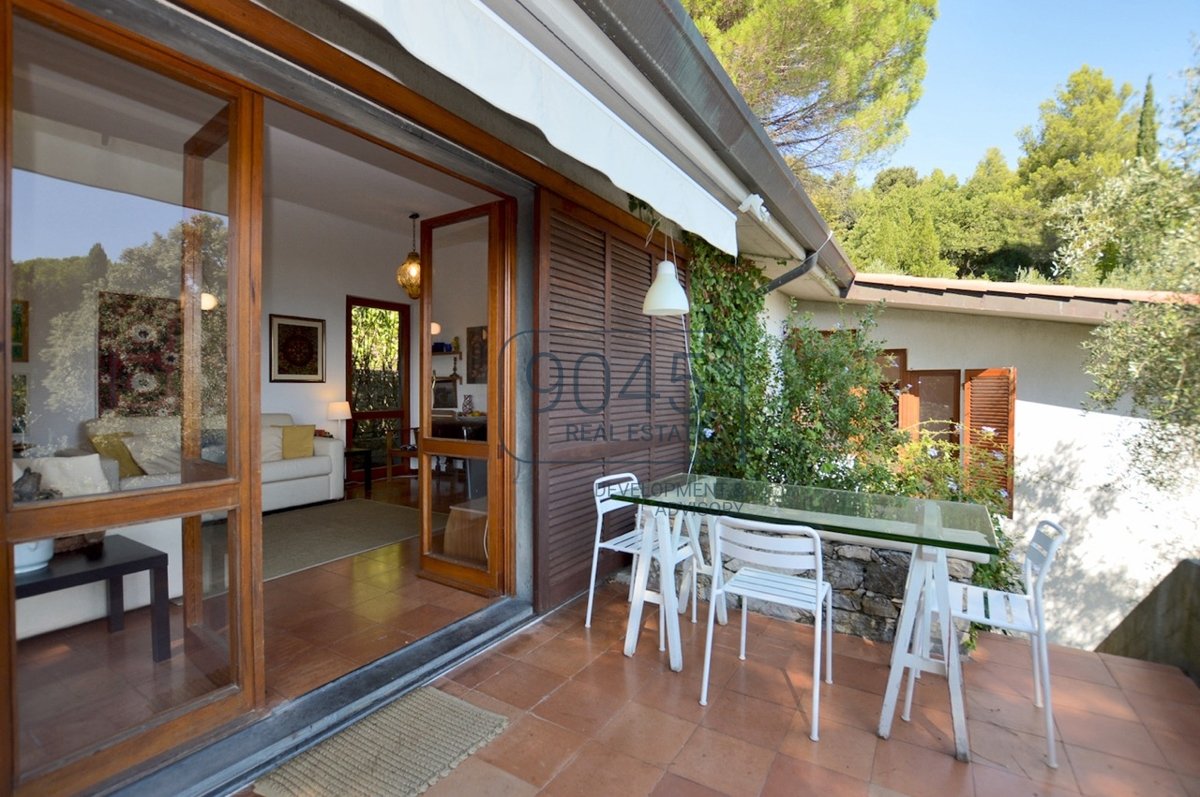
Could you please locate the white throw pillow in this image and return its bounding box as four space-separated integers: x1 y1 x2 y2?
13 454 111 497
12 462 21 483
123 435 183 476
261 425 284 463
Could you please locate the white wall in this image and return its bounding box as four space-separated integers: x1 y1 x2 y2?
261 197 420 432
790 299 1200 648
431 218 489 413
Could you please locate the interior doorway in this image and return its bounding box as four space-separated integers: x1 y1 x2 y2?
346 297 412 492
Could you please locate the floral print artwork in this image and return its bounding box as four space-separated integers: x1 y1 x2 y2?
98 291 182 415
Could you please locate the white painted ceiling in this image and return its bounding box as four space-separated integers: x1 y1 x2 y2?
264 102 497 234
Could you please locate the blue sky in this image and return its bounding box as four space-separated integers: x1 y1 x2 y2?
863 0 1199 184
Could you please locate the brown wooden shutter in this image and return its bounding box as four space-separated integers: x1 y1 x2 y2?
533 192 690 611
963 367 1016 514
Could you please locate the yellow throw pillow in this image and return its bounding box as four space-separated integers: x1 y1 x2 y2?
280 425 315 459
90 433 145 479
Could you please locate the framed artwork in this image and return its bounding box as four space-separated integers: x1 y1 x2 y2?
98 292 182 414
11 299 28 363
270 314 325 382
432 375 458 415
466 325 488 384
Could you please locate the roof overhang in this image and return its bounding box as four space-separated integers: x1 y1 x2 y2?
327 0 853 294
804 272 1200 325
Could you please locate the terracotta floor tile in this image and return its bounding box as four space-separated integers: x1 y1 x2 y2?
823 683 889 733
778 715 879 783
265 645 357 700
1105 660 1200 703
333 624 416 664
1066 744 1188 797
888 702 957 756
1047 649 1118 687
423 755 539 797
965 719 1076 790
475 714 587 787
966 688 1051 737
871 737 975 797
495 623 560 658
1125 689 1200 737
700 690 796 751
388 604 467 637
1048 675 1139 722
1146 726 1200 777
762 753 871 797
723 657 802 708
827 652 891 697
1180 773 1200 797
447 652 517 688
595 701 697 766
453 688 527 722
669 726 775 797
571 649 652 700
531 677 629 736
835 633 895 665
971 762 1080 797
540 740 665 797
649 772 730 797
1054 706 1169 767
475 660 568 711
521 631 608 678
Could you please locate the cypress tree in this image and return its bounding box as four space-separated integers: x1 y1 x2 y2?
1137 76 1159 161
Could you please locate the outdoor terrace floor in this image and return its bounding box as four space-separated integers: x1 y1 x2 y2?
427 580 1200 797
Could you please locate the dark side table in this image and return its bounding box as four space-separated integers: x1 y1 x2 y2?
15 534 171 662
344 447 373 497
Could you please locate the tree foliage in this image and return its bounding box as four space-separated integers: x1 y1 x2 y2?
682 0 936 172
1017 66 1137 206
1137 77 1160 161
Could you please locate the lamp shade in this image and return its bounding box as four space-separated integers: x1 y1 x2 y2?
642 260 689 316
327 401 352 421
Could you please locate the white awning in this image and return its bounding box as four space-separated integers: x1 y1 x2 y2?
335 0 739 255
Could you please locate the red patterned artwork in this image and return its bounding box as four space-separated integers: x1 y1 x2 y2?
97 291 182 415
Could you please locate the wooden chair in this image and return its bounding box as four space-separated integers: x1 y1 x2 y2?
700 516 832 741
384 427 418 481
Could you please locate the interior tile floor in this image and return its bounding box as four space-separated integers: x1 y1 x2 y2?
414 580 1199 797
15 473 495 776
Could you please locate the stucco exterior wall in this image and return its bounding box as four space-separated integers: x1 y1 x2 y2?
784 299 1200 649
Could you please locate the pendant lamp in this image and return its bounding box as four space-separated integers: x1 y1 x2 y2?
397 212 421 299
642 259 689 316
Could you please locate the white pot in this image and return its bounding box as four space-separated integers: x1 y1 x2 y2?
14 539 54 574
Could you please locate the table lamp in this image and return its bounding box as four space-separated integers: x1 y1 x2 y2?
327 400 352 443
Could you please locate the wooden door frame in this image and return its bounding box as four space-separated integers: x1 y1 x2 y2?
417 201 512 595
344 295 413 458
2 3 262 794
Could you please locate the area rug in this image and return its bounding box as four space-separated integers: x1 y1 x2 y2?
204 500 446 587
254 687 508 797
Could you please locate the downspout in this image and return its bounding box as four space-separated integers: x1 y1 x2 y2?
738 193 842 296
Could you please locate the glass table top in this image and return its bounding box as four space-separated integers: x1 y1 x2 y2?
612 473 998 558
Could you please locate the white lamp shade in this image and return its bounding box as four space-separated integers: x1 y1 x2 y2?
642 260 689 316
430 321 442 335
327 401 352 421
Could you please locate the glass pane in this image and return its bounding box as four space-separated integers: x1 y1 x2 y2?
14 512 233 775
916 372 960 442
428 455 488 569
350 305 403 414
429 216 488 436
10 17 232 501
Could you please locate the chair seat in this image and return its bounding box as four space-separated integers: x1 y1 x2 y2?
599 529 692 565
724 567 829 612
948 583 1038 634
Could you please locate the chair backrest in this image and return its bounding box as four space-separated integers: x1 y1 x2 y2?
713 516 823 584
593 473 640 518
1023 519 1067 599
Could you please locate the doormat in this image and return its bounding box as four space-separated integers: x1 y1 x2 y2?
254 687 507 797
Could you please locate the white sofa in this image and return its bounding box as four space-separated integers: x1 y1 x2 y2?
14 413 344 639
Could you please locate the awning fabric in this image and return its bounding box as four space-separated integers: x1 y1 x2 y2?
336 0 739 255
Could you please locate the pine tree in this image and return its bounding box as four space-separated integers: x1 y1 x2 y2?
1137 76 1159 161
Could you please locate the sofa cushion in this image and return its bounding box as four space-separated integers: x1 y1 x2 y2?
90 432 145 479
14 454 110 497
280 424 315 459
120 472 183 490
124 435 182 476
262 426 284 462
262 456 331 482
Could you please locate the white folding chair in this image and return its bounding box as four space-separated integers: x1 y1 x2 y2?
909 520 1068 768
699 516 833 741
585 473 697 631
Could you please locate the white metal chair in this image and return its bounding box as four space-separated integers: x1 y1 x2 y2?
585 473 697 634
908 520 1068 768
699 516 833 741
